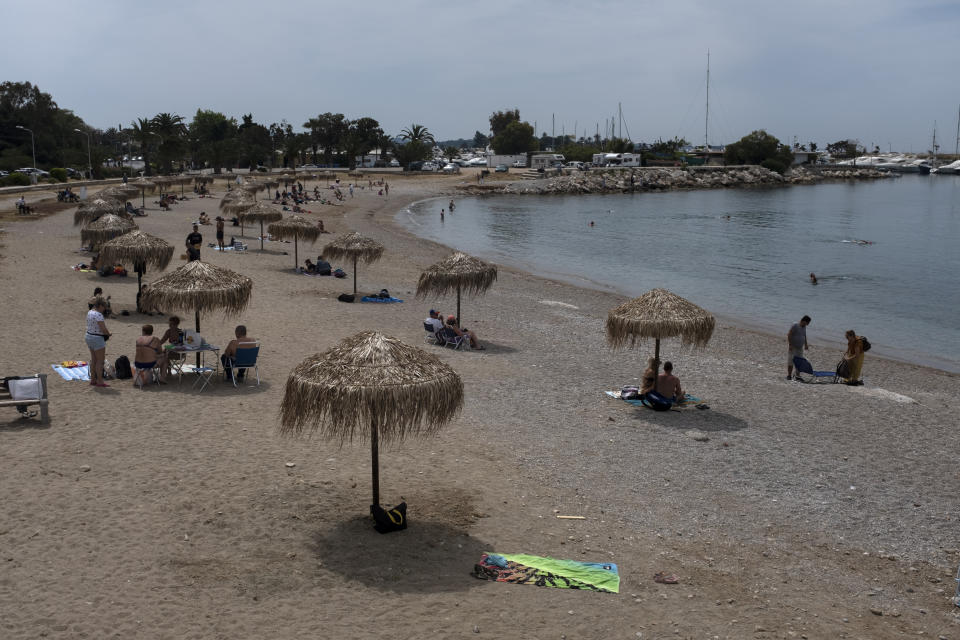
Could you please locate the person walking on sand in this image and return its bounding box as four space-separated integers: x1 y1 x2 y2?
787 315 811 380
85 297 112 387
384 182 388 196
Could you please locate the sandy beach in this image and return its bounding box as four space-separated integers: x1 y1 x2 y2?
2 172 959 639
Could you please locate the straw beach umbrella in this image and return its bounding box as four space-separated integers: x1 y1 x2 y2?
279 331 463 511
219 190 256 234
267 215 320 268
416 251 497 323
141 261 252 367
74 196 126 226
81 214 137 248
98 184 140 201
238 202 283 250
131 177 155 209
99 231 174 312
322 232 385 295
605 288 715 380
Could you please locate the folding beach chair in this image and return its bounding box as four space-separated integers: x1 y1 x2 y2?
423 321 441 345
226 342 261 387
793 356 838 384
439 327 465 350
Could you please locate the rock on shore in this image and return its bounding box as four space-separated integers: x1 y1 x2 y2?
491 165 888 195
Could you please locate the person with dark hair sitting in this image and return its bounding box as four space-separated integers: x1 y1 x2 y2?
315 255 332 275
221 325 257 381
303 259 316 274
134 324 166 386
655 361 684 403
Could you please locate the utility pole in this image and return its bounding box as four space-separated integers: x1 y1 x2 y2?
16 125 36 171
705 49 710 150
551 113 555 150
74 128 92 178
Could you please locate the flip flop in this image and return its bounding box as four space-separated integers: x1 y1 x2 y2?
654 572 679 584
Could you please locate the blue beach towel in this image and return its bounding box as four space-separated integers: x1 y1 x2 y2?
604 390 701 408
360 296 403 303
52 364 91 381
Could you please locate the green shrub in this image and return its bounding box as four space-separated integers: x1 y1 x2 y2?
761 159 787 175
0 173 31 187
49 168 68 182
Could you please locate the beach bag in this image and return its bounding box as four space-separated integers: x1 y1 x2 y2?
620 385 640 400
378 289 389 299
641 391 673 412
333 268 346 279
860 336 871 352
836 359 851 379
114 356 132 379
337 293 355 303
371 502 407 534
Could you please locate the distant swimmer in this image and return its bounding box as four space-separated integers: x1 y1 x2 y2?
809 273 818 285
589 221 595 227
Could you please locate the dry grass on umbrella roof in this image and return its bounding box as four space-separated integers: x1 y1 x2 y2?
80 214 138 246
194 175 215 184
98 231 174 270
416 251 498 298
267 215 321 243
74 197 126 226
131 177 156 191
99 185 140 200
322 232 384 265
279 331 463 445
219 190 256 214
605 288 715 349
140 260 252 316
238 202 283 223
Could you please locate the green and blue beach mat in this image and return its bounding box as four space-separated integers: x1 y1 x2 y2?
472 553 619 593
604 390 701 409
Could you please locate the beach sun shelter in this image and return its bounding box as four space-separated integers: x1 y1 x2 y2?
74 196 127 226
98 231 174 312
219 190 257 235
279 331 463 516
80 213 137 249
267 215 320 269
130 177 155 210
606 288 715 380
322 232 385 295
140 261 253 365
416 251 497 323
238 202 283 250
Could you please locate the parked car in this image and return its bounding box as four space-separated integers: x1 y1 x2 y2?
15 167 50 177
408 161 425 171
66 168 83 178
442 163 460 174
452 159 469 167
494 164 509 173
388 159 400 167
297 164 320 170
512 160 526 168
0 170 9 177
421 162 438 172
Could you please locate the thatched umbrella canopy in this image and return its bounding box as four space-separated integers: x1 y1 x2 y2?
322 232 385 295
238 202 283 250
74 197 126 226
140 260 253 342
195 175 215 185
81 214 138 248
99 184 140 201
98 231 175 312
130 177 156 209
267 215 320 268
280 173 297 184
279 331 463 510
605 288 715 379
416 251 497 323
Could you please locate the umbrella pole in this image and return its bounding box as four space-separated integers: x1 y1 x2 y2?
371 416 380 507
195 310 201 368
294 238 298 270
260 221 264 251
457 285 461 323
141 189 145 210
653 338 661 379
136 266 143 313
353 256 358 295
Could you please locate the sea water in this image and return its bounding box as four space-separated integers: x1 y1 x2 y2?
398 175 960 372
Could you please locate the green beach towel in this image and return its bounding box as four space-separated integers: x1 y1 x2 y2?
472 553 619 593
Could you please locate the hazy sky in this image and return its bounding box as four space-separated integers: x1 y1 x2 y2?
4 0 959 152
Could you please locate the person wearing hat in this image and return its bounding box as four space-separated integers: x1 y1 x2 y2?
215 216 225 251
446 314 484 350
424 309 443 335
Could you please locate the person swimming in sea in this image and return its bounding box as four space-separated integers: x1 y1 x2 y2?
810 273 818 285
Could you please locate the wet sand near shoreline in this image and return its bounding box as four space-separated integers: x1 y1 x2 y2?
1 172 958 638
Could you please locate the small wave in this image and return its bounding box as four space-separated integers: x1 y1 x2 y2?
539 300 580 309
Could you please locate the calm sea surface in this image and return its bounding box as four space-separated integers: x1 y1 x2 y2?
397 175 960 372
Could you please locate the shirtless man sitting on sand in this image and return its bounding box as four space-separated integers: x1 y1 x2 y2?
655 361 684 403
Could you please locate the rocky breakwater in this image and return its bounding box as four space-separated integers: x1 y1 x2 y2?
498 165 888 195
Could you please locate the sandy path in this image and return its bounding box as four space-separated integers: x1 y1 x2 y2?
1 173 958 639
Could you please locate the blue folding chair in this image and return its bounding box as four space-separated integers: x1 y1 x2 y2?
226 342 261 387
793 356 838 384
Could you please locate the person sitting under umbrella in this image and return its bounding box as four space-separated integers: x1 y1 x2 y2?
654 361 684 404
304 259 317 274
221 325 258 381
133 324 167 386
315 255 332 276
446 315 484 350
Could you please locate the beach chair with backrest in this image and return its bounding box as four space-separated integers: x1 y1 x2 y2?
793 356 838 384
439 327 465 350
227 341 261 387
423 321 442 345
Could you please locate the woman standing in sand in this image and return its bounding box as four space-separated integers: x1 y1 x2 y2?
85 297 112 387
842 330 865 385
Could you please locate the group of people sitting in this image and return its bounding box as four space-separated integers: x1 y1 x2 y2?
57 187 79 202
132 319 257 386
638 359 684 409
424 309 484 350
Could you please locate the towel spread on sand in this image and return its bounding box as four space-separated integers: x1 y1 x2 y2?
52 364 91 381
360 296 403 303
605 390 701 408
472 553 619 593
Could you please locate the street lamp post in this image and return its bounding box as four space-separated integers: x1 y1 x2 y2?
15 125 36 171
74 128 92 178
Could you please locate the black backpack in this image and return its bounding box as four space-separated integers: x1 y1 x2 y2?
114 355 132 379
860 336 871 352
337 293 355 303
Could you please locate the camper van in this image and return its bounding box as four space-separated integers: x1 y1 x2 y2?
594 153 641 167
531 153 565 170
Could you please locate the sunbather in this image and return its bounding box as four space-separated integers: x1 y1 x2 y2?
446 315 484 350
654 361 684 403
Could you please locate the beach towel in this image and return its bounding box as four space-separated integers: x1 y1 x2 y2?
52 364 91 381
360 296 404 303
472 553 619 593
605 390 701 408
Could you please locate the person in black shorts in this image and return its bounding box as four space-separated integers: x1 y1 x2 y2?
215 216 225 251
185 224 203 261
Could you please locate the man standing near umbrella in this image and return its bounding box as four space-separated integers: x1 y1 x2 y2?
787 315 811 380
185 224 203 262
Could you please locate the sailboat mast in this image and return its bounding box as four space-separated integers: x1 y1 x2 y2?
619 102 622 139
955 104 959 157
705 50 710 150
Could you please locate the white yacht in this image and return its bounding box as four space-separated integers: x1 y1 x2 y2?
933 159 960 174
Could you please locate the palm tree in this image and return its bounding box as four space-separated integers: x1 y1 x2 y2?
130 117 155 176
400 124 435 146
151 113 187 174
